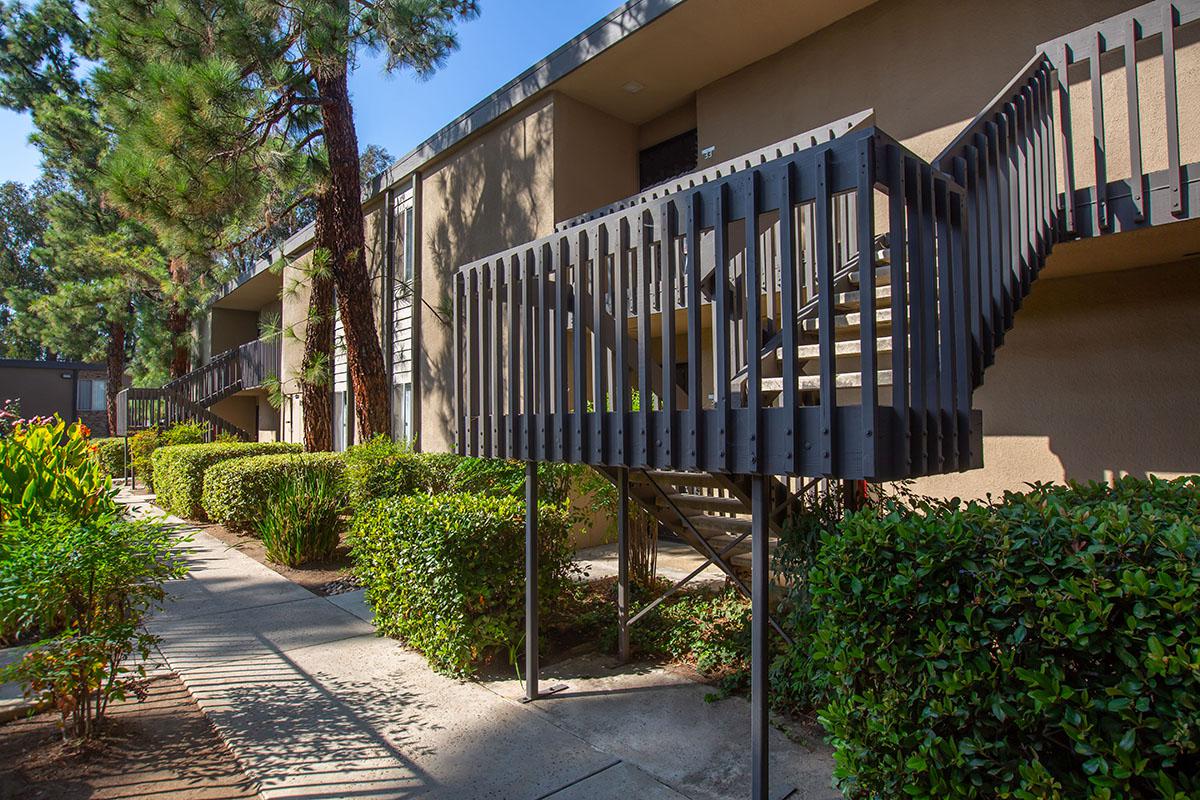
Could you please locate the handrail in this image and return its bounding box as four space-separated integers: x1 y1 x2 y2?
116 387 252 440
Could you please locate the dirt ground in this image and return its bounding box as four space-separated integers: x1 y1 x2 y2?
0 672 260 800
200 522 355 594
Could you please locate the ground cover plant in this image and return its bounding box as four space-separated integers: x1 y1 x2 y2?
255 464 348 566
0 416 114 526
812 477 1200 799
151 441 300 519
202 451 345 530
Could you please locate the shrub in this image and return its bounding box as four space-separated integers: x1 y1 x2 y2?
202 451 344 530
0 509 187 739
0 416 114 525
811 477 1200 799
161 420 207 447
90 437 126 478
152 441 300 519
255 466 347 566
342 436 425 506
449 457 577 505
128 428 160 488
348 492 577 676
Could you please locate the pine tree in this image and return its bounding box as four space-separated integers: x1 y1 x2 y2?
0 179 51 358
91 0 478 442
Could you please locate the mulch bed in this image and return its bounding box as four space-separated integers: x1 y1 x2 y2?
199 522 355 596
0 672 260 800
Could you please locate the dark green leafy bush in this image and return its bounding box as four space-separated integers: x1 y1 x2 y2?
90 437 126 478
349 492 577 676
255 466 347 566
342 436 426 506
202 451 345 530
126 422 207 489
152 441 300 519
811 477 1200 799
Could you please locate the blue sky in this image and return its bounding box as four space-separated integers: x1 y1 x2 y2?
0 0 618 186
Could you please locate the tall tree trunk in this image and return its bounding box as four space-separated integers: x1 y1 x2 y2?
105 319 125 437
167 258 191 378
314 60 390 441
301 272 335 452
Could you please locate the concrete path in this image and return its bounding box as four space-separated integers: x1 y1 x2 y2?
125 493 836 800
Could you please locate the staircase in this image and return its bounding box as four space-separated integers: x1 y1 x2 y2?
116 337 281 441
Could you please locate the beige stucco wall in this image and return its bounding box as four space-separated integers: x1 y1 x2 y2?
913 255 1200 501
210 308 258 356
552 93 640 223
417 95 556 452
693 0 1198 172
280 247 315 395
210 395 257 437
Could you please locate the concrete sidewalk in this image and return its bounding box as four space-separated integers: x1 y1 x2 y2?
127 492 836 800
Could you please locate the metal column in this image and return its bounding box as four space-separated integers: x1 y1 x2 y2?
751 475 770 800
617 467 630 662
525 461 539 701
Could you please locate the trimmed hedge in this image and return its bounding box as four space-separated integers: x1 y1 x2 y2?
202 452 345 530
342 437 426 506
811 477 1200 798
90 437 126 478
152 441 300 519
348 492 576 676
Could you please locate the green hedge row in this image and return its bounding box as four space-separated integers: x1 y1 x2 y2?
89 437 125 478
811 477 1200 799
152 441 300 519
202 452 345 530
348 492 576 676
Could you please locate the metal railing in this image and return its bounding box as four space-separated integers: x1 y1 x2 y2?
116 387 251 440
453 127 975 479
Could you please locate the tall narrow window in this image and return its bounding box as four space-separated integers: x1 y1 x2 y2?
392 381 412 444
77 379 108 411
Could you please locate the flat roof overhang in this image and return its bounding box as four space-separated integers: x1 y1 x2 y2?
213 265 284 311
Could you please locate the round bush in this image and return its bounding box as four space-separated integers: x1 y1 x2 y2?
151 441 301 519
90 437 126 478
202 452 345 530
811 477 1200 798
348 492 576 676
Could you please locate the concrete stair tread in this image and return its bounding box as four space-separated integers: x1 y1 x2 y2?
800 307 893 333
778 336 895 361
665 493 746 513
636 470 726 488
833 285 891 310
760 369 894 393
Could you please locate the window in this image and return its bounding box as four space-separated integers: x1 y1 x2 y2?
77 379 107 411
332 391 348 452
638 129 698 191
392 381 412 444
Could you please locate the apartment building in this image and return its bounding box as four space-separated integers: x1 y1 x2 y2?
138 0 1197 495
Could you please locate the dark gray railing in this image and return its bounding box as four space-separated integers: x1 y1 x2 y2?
115 387 251 440
453 127 976 480
162 336 281 407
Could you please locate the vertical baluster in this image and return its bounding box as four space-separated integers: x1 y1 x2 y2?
745 172 762 474
508 255 520 459
1090 32 1108 231
982 126 1004 354
453 271 463 454
538 244 552 462
950 189 972 469
1056 44 1078 235
815 151 836 477
887 145 910 478
637 212 652 468
1163 2 1182 216
995 114 1015 331
856 139 878 478
904 156 927 476
1123 19 1145 222
592 225 608 465
934 178 956 471
661 202 678 468
713 185 731 472
573 232 587 464
555 239 570 462
480 262 493 458
524 250 536 461
685 193 703 470
615 219 630 465
920 163 940 472
467 268 479 457
1043 63 1060 240
778 164 800 476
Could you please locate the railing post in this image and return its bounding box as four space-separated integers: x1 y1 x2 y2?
617 467 630 662
750 474 770 800
524 461 539 702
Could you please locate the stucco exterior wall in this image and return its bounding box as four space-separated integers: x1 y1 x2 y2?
913 256 1200 500
417 95 556 452
280 248 315 396
209 395 257 438
693 0 1198 173
210 308 259 356
552 93 640 223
